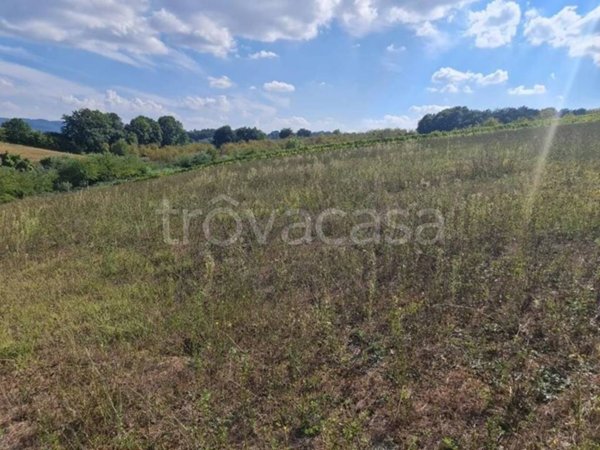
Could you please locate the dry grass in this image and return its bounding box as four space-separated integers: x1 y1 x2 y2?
1 122 600 449
0 142 83 162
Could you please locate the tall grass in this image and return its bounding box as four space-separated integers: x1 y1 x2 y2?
1 122 599 448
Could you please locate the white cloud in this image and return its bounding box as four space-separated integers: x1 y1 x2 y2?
386 43 406 53
466 0 521 48
0 0 477 64
362 103 452 130
508 84 547 95
524 6 600 66
249 50 279 59
0 77 14 89
263 80 296 93
430 66 508 93
208 76 234 89
362 114 415 130
409 104 451 115
183 95 231 113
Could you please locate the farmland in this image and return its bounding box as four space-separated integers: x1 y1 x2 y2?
0 142 83 162
1 121 600 448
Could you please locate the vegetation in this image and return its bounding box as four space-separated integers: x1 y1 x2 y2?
417 106 599 134
1 121 600 448
0 142 85 162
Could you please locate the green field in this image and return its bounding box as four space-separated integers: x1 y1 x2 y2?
1 122 600 448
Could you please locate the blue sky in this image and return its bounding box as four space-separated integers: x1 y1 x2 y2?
0 0 598 131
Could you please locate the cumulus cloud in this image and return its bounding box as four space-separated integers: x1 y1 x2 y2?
466 0 521 48
524 5 600 66
409 104 451 115
263 81 296 93
429 66 509 93
362 104 451 131
508 84 547 95
249 50 279 59
362 114 415 130
0 0 477 64
208 76 234 89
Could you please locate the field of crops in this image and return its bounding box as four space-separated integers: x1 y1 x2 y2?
1 122 600 448
0 142 82 162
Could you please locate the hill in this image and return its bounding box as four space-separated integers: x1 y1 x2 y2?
0 117 63 133
1 122 600 448
0 141 81 162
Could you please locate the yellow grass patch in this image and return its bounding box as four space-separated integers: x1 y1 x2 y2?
0 142 83 162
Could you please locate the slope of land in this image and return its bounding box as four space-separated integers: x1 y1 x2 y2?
0 118 63 133
0 142 81 162
1 122 599 448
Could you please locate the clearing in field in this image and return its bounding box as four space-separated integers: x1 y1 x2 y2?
1 122 600 448
0 142 82 162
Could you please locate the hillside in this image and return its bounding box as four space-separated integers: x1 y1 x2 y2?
0 142 81 162
1 122 600 448
0 117 63 133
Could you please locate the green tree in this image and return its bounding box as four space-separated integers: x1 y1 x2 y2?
1 118 33 145
234 127 266 142
213 126 235 148
279 128 294 139
126 116 163 145
62 109 124 153
297 128 312 138
158 116 189 146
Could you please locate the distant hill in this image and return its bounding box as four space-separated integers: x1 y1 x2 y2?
0 117 63 133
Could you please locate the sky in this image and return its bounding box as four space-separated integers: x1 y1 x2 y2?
0 0 598 132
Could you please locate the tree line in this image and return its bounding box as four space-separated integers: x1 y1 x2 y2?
0 108 319 154
417 106 593 134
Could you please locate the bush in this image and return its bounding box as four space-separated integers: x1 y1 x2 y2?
0 152 34 172
0 167 56 202
41 154 149 189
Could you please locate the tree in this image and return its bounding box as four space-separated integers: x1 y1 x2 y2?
234 127 266 142
106 112 125 144
188 129 216 142
126 116 162 145
213 126 235 148
158 116 188 146
279 128 294 139
297 128 312 138
62 109 124 153
1 118 33 145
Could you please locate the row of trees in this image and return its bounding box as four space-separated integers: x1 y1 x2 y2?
1 109 318 153
417 106 593 134
62 110 189 153
1 110 190 154
196 126 313 148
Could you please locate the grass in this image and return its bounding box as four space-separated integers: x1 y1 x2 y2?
1 122 600 448
0 142 83 162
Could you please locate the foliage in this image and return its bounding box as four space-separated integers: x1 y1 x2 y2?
0 166 56 202
234 126 266 142
188 128 216 142
40 153 149 189
417 106 596 134
62 109 124 153
1 118 33 144
0 152 34 171
158 116 189 146
125 116 163 146
279 127 294 139
213 125 235 148
297 128 312 138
